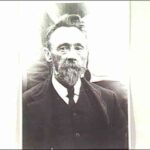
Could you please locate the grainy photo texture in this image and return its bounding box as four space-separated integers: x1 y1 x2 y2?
22 2 128 149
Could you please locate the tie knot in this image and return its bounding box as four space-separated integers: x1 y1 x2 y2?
67 87 74 99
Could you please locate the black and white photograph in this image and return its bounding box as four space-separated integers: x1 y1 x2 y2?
22 2 129 149
0 1 150 149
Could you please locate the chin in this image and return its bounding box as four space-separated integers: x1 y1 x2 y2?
63 74 79 87
56 68 80 87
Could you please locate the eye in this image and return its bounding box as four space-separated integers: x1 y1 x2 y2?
59 46 65 50
75 46 84 51
58 45 70 51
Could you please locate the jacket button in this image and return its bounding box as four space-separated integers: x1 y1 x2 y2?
75 132 80 137
73 112 77 116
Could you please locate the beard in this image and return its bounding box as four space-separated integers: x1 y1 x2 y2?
54 59 86 87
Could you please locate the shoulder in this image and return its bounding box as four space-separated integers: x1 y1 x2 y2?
84 79 116 99
90 81 118 105
23 79 50 106
82 78 120 108
84 79 125 111
91 82 114 94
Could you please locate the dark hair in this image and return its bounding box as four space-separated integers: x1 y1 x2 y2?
45 14 86 50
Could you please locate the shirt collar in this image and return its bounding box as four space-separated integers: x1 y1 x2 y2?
52 75 81 103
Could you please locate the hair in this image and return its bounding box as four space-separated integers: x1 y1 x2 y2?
45 14 87 50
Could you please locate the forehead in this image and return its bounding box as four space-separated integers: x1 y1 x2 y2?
49 27 87 47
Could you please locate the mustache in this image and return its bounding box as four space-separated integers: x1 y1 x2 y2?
60 59 81 70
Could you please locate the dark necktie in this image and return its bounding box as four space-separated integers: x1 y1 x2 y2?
67 87 75 107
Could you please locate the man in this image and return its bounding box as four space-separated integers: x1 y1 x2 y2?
23 14 128 149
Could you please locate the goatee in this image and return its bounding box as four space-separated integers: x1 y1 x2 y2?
55 59 86 87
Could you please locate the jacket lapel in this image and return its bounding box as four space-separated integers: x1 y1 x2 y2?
81 78 110 126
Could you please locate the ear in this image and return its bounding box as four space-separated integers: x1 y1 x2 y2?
43 47 52 62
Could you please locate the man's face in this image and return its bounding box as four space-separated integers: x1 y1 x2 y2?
47 26 88 87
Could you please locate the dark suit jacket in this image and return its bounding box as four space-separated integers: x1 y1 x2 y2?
23 77 128 149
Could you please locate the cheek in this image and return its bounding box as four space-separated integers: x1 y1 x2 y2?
51 54 61 65
79 52 88 66
51 53 67 68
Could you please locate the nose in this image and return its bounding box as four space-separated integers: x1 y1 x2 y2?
66 46 78 60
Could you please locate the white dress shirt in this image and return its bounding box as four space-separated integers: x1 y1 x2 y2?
52 75 81 104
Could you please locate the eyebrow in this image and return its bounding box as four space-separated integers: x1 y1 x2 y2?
57 43 85 49
74 43 84 48
58 43 70 48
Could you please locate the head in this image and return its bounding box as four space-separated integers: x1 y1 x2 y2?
44 14 89 87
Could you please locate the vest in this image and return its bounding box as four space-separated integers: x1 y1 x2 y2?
50 83 110 149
